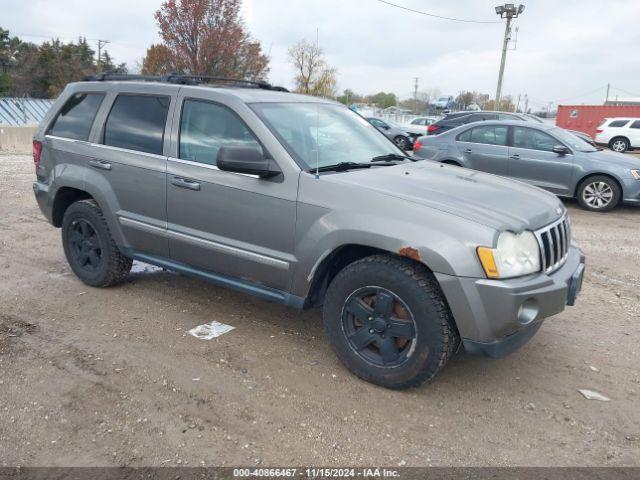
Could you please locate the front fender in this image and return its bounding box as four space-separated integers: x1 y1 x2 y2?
290 201 492 298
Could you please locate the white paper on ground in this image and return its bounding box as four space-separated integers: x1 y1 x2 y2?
188 321 235 340
578 389 611 401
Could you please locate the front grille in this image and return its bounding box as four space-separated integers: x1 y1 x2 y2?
535 215 571 274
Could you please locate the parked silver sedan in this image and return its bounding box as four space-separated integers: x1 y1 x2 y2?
365 117 411 150
413 121 640 212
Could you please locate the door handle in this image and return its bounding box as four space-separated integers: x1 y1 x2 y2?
171 176 200 191
89 159 112 171
464 149 472 153
510 154 520 159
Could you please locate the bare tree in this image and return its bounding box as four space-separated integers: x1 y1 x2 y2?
288 40 337 98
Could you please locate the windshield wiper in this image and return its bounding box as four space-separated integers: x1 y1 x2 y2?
310 162 372 173
371 153 410 162
310 160 403 173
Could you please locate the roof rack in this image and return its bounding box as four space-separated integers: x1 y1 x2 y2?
83 72 289 92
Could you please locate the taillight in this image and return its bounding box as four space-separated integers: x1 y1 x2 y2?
596 129 603 133
427 124 439 133
32 140 42 174
413 140 422 152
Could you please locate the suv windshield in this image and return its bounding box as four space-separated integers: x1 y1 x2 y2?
252 103 404 170
550 127 597 152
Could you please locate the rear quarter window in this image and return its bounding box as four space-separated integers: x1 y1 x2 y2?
48 93 105 141
609 120 630 128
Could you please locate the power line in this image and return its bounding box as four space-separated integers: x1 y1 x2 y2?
610 85 640 98
13 32 143 50
554 85 608 103
372 0 501 24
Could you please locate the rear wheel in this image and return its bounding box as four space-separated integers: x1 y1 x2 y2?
609 137 629 153
576 175 621 212
62 199 132 287
322 255 459 389
393 135 408 150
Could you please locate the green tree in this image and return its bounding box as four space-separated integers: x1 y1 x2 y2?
336 89 362 105
368 92 397 109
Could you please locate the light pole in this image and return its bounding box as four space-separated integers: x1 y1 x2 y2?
494 4 524 111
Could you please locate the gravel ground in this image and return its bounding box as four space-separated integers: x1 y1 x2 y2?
0 153 639 467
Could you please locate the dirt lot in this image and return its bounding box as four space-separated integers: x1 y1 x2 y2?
0 153 639 467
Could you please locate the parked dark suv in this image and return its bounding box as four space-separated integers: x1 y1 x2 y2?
32 75 585 389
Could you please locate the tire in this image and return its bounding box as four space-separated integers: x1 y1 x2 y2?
61 199 132 287
393 136 408 150
609 137 629 153
322 254 459 389
576 175 621 212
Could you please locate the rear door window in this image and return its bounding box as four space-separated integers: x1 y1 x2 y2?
103 94 170 155
457 128 472 142
179 99 261 165
609 120 630 128
48 93 105 141
630 120 640 129
468 125 508 146
513 127 558 152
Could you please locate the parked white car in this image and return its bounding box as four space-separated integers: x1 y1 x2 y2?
402 116 437 135
594 117 640 153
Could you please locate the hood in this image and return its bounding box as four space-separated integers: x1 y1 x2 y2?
584 149 640 169
326 161 564 231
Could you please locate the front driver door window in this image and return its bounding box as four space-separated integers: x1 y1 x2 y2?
508 127 574 194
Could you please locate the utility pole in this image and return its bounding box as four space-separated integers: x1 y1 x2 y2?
413 77 419 114
524 94 529 113
493 4 525 111
97 40 110 71
516 93 521 112
605 83 610 104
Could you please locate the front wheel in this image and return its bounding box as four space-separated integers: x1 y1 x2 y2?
322 255 459 389
393 135 408 150
576 175 621 212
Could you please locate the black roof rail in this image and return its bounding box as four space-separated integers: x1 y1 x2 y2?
83 72 289 92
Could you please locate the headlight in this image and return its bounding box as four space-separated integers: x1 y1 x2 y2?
631 170 640 180
477 231 541 279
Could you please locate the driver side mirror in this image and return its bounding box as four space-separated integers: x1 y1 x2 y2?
217 146 281 178
552 145 570 155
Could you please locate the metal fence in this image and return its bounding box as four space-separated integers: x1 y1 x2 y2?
0 97 55 126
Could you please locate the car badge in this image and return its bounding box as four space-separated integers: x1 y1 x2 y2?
556 207 563 215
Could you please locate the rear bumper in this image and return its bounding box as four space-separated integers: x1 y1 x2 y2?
32 181 53 224
435 245 585 358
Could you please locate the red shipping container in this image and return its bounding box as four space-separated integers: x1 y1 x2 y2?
556 105 640 139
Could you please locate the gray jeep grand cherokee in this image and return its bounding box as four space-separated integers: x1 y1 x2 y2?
32 74 585 389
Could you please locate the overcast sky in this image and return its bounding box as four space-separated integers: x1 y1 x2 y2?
3 0 639 110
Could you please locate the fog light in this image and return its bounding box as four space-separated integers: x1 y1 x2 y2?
517 299 539 325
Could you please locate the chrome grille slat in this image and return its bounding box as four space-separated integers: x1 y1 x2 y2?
534 214 570 274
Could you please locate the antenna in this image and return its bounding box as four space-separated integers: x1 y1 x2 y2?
315 26 320 179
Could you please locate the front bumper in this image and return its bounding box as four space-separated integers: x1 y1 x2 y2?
621 178 640 205
435 245 585 358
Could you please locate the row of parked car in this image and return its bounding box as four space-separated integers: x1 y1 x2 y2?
396 111 640 212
